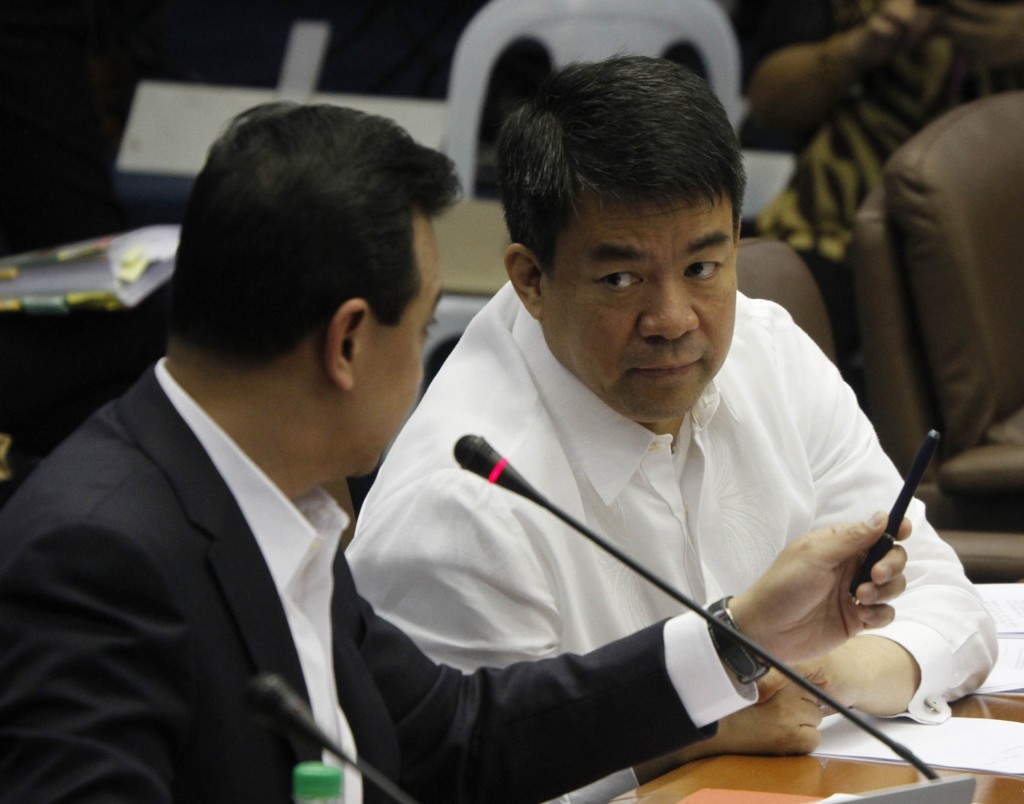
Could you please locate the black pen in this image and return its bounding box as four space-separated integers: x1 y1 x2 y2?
849 430 941 597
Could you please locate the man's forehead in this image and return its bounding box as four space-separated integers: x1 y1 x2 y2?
570 192 733 225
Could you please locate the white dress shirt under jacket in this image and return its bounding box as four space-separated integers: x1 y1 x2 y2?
157 357 751 803
156 360 362 804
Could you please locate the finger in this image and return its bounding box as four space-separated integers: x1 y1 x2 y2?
795 722 823 754
855 601 897 630
856 571 907 607
756 669 789 702
893 516 912 542
871 542 908 585
878 0 917 25
867 14 909 46
850 550 906 604
809 700 826 728
871 573 908 604
844 512 888 554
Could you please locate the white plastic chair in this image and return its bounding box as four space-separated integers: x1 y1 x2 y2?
444 0 747 198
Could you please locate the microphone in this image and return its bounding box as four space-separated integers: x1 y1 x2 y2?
453 434 940 782
246 673 419 804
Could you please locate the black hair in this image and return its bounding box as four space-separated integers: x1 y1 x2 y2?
497 55 745 269
170 102 459 362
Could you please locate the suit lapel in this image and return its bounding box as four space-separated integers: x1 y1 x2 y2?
117 369 317 761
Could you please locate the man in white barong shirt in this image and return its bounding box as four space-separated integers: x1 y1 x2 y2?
348 56 996 792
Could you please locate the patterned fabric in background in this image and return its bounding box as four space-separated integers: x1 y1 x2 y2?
757 0 1024 265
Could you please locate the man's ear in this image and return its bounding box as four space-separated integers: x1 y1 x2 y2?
324 298 370 391
505 243 546 321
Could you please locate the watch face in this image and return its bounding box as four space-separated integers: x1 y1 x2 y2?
707 599 769 684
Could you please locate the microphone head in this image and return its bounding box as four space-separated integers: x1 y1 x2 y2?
454 434 544 505
246 673 306 724
454 434 502 478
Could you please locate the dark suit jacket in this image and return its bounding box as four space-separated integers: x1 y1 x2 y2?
0 369 710 803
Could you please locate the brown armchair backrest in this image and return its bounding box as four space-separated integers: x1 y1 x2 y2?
853 91 1024 492
736 237 836 363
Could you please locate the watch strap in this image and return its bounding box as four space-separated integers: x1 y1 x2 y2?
707 596 770 684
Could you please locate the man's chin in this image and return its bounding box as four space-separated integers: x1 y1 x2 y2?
615 379 708 421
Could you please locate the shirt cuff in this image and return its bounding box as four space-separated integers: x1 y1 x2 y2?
858 624 953 724
663 612 757 728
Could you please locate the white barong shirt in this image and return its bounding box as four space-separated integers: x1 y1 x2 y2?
350 285 996 735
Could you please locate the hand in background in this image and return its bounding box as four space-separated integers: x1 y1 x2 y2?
846 0 940 72
942 0 1024 66
747 0 940 134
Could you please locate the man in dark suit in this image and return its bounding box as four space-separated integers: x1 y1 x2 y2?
0 102 908 803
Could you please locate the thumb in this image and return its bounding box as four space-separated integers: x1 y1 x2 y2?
849 512 888 550
756 669 788 702
817 513 886 564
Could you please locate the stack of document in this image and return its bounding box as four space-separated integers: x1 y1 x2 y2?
815 712 1024 774
976 583 1024 694
811 584 1024 776
0 225 179 314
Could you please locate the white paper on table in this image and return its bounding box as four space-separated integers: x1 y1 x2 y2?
814 712 1024 775
978 584 1024 637
977 638 1024 693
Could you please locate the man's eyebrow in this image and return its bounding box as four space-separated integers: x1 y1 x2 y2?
588 230 733 262
589 242 643 262
686 231 733 254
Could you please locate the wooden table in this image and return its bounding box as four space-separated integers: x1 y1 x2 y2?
612 694 1024 803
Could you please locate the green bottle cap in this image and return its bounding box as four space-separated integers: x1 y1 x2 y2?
293 761 342 798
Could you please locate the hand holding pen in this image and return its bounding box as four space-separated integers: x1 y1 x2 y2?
849 430 941 599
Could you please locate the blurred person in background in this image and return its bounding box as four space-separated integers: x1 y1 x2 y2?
742 0 1024 400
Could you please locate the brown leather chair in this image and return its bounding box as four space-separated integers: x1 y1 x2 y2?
736 237 836 362
851 91 1024 582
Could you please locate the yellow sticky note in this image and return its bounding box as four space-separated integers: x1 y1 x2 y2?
66 292 122 310
117 246 150 283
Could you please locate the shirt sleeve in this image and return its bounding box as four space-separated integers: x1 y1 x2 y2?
349 468 565 671
664 612 757 727
773 304 998 719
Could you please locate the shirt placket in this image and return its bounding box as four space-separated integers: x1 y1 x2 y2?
290 539 364 804
641 435 706 604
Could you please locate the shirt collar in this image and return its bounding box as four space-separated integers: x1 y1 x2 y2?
155 359 347 594
512 308 726 505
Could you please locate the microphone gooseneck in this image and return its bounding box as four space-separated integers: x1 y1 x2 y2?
246 673 420 804
453 434 940 782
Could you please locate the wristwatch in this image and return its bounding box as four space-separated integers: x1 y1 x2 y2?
707 596 770 684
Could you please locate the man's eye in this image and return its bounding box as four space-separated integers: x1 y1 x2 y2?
601 272 639 289
687 261 718 279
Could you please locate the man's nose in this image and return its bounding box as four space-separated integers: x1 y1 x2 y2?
637 284 699 340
